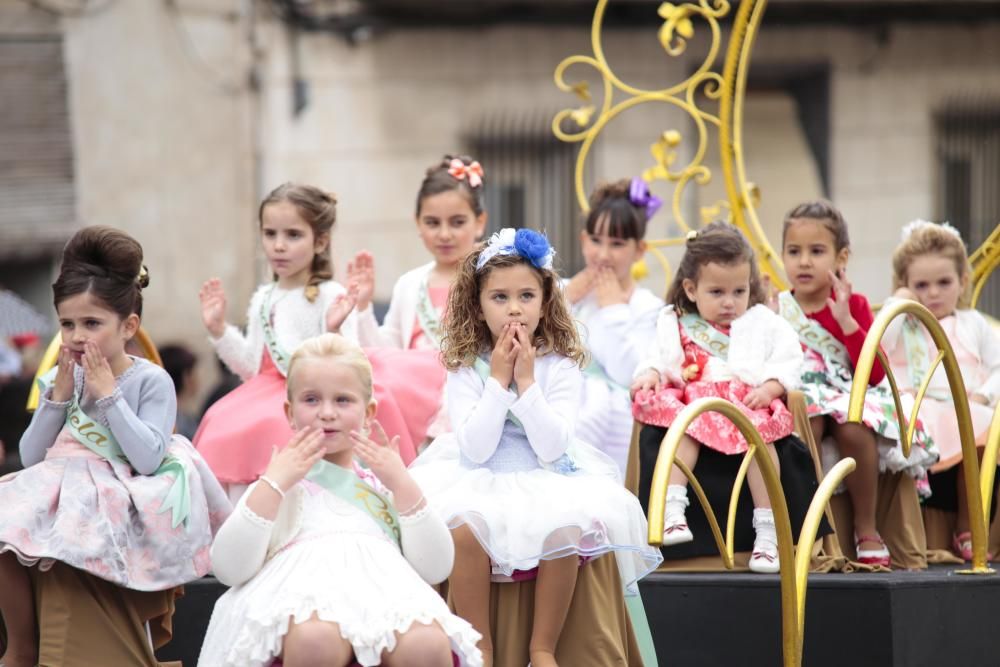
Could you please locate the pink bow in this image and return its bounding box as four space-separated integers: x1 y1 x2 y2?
448 158 484 188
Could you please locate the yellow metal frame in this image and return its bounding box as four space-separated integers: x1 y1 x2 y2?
646 398 855 666
846 299 997 574
26 329 163 412
970 223 1000 309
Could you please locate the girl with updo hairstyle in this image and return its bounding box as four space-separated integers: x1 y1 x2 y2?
195 182 441 503
0 225 230 667
564 178 664 473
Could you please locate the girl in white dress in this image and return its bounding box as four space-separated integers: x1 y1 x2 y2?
198 333 482 667
410 228 662 667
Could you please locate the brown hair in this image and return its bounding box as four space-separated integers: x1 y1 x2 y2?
892 221 973 309
584 179 650 240
664 221 764 315
781 199 850 252
259 182 337 303
53 225 148 320
440 247 585 371
415 154 486 217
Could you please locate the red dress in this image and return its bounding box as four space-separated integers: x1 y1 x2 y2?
632 323 793 454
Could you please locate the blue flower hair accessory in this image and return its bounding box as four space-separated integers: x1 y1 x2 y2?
476 227 556 272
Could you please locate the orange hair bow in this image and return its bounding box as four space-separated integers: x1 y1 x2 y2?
448 158 484 188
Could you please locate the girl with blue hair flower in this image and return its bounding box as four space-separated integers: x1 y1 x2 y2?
409 228 661 667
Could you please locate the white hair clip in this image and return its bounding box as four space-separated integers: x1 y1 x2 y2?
475 227 555 272
900 219 963 242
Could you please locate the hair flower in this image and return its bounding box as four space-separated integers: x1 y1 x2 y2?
629 177 663 220
448 158 485 188
901 218 962 242
476 227 555 271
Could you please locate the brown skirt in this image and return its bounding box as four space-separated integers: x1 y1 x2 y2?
443 554 643 667
27 562 181 667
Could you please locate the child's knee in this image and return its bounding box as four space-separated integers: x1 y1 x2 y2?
451 524 482 552
284 620 352 666
390 623 452 666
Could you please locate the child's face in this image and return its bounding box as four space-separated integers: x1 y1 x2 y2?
580 216 645 284
417 190 486 267
905 253 967 320
261 201 327 287
479 264 544 344
285 357 375 463
782 218 848 298
682 261 751 326
57 292 138 365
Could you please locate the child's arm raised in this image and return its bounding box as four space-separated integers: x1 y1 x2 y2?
353 422 454 584
205 281 265 381
19 347 75 467
211 428 325 587
449 324 520 464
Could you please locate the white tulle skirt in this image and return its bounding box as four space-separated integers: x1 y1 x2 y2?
409 434 662 593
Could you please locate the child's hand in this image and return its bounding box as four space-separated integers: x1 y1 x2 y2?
199 278 228 338
595 267 628 308
630 369 661 397
893 286 918 302
743 380 785 410
262 426 326 493
325 283 359 334
351 420 407 490
564 267 596 305
347 251 376 311
826 269 858 335
761 274 779 313
490 323 518 388
512 324 536 393
51 346 76 403
82 341 116 400
970 393 991 406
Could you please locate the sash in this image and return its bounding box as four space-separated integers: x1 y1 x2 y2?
582 360 627 392
306 459 401 547
470 357 578 475
679 313 730 361
260 283 292 376
414 277 444 348
37 367 192 528
901 315 949 400
778 291 856 391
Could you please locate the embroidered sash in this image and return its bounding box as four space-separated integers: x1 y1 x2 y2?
260 283 292 376
778 291 856 392
679 313 730 360
306 459 401 547
414 277 444 348
901 315 950 400
37 367 192 528
470 357 578 475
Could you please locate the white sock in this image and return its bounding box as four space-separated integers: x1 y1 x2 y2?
665 484 689 522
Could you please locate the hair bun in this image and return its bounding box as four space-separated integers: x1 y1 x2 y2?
588 179 632 208
62 225 144 287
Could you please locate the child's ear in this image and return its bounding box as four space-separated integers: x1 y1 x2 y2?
122 314 140 340
635 239 648 259
284 400 295 428
314 232 330 254
365 400 377 423
475 212 488 240
682 278 697 302
835 246 850 269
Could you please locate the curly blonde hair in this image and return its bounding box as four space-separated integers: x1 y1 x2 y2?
440 246 586 371
892 221 972 309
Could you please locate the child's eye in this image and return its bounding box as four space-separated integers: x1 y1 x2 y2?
493 294 507 302
263 229 276 238
287 231 301 239
86 320 101 328
913 281 928 290
520 292 536 301
336 396 352 404
735 288 747 295
60 321 73 330
709 289 723 296
588 235 601 245
449 218 467 227
611 240 627 248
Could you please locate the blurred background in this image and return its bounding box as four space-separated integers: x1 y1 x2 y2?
2 0 999 465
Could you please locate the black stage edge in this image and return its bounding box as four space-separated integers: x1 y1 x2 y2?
639 564 1000 667
159 565 1000 666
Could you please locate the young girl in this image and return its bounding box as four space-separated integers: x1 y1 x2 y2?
777 200 938 567
198 333 482 667
883 220 1000 560
0 226 230 667
630 221 804 573
195 183 439 501
410 228 661 667
565 178 665 473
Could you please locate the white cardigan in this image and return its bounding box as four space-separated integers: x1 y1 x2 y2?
211 281 359 380
210 479 454 588
356 262 435 349
635 304 803 392
882 299 1000 406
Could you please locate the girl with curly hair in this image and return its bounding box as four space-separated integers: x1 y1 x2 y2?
409 228 661 667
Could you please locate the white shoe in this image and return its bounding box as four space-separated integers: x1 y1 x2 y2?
663 484 694 546
749 509 780 574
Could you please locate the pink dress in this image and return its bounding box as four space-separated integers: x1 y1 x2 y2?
886 314 995 472
632 323 794 454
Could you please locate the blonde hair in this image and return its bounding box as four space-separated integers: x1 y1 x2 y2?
286 333 374 402
892 221 973 309
440 246 586 371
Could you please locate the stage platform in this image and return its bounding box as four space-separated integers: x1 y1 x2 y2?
157 565 1000 666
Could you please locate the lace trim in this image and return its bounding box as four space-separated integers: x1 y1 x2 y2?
239 500 275 529
399 502 432 524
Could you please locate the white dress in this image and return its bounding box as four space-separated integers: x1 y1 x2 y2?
198 477 482 667
570 286 664 473
410 354 663 594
